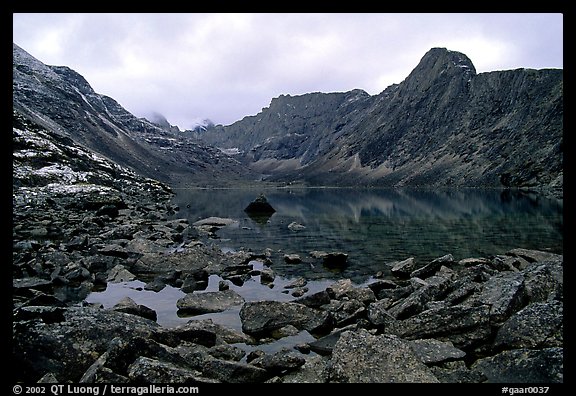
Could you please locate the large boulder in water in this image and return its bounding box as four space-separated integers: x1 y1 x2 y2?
244 194 276 214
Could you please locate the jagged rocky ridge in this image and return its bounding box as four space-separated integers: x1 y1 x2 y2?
12 43 255 187
197 48 563 195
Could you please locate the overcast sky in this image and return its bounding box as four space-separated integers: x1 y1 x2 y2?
13 13 563 129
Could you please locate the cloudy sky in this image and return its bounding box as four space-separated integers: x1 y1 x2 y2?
13 13 563 129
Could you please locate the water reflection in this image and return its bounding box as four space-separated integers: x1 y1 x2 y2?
171 188 562 282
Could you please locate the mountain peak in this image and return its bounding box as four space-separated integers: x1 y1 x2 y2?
418 47 476 74
401 47 476 93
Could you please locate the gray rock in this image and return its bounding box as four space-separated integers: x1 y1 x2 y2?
202 359 270 383
284 254 302 264
367 299 398 327
410 254 455 279
287 222 306 231
36 373 59 383
193 217 238 227
388 275 451 319
240 300 333 337
431 361 487 383
166 319 255 346
251 349 306 374
176 289 245 315
111 296 157 322
326 279 375 304
395 304 492 350
389 257 417 277
294 289 331 308
330 329 439 383
505 248 563 264
521 259 563 304
127 356 216 383
280 355 330 383
471 348 563 383
308 324 357 356
13 306 161 382
408 339 466 364
106 264 136 283
208 344 246 362
470 271 526 323
259 268 275 284
494 300 563 349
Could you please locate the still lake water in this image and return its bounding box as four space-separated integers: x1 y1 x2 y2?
172 187 562 281
87 187 562 335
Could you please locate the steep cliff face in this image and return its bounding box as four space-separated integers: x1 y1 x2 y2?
12 43 255 187
198 48 563 193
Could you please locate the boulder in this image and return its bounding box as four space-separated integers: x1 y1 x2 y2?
111 296 157 322
240 300 333 337
176 289 245 315
470 348 563 383
244 194 276 214
329 329 439 383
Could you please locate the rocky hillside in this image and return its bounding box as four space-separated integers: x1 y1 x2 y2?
12 43 255 187
198 48 563 195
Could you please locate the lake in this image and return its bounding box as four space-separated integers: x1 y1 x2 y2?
86 187 562 334
171 187 562 281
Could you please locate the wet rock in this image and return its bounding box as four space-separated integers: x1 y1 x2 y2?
259 268 275 284
106 264 136 283
168 319 255 346
180 269 209 293
284 254 302 264
244 194 276 214
307 324 357 356
288 222 306 231
111 296 157 322
176 289 245 315
294 289 331 308
330 329 439 383
326 279 376 305
505 248 563 264
193 217 238 227
240 300 333 337
410 254 455 279
389 257 417 278
470 347 563 383
321 252 348 269
144 277 166 292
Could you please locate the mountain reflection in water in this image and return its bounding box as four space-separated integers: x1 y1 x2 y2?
171 188 562 283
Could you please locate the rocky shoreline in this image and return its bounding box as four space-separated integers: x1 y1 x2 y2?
12 112 563 383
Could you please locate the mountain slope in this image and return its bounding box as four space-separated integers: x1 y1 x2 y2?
198 48 563 193
12 43 256 187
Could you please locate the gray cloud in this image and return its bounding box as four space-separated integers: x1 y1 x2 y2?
13 13 563 129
